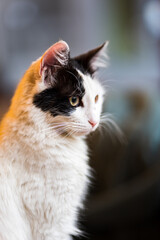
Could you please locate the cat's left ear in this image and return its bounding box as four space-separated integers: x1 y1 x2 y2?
74 41 109 75
40 40 70 87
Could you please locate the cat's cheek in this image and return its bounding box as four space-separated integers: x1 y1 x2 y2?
69 111 89 135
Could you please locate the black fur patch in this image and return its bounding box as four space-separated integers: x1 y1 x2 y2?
33 63 85 117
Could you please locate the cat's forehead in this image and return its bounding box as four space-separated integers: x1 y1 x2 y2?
54 66 85 97
77 69 103 97
55 66 102 99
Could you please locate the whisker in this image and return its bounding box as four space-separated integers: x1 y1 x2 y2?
99 114 126 143
40 124 67 132
49 121 87 128
101 113 114 119
41 123 88 135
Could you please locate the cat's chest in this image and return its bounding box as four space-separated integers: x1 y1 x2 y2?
20 140 89 228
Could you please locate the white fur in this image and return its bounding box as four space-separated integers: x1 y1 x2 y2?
91 41 109 71
75 70 105 132
0 70 104 240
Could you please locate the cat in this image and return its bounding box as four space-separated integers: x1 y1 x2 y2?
0 40 108 240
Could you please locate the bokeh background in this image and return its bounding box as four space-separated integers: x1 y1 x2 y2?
0 0 160 239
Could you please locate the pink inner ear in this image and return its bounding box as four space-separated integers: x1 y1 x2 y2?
40 41 69 75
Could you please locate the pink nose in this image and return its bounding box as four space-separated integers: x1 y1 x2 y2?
88 120 97 127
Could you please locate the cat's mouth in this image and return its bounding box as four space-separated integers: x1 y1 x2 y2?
76 125 99 136
70 125 99 136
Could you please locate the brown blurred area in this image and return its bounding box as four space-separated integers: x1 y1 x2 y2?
86 91 160 240
1 0 160 239
0 95 9 120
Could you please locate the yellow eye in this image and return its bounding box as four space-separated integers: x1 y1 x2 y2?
69 96 80 107
95 95 99 103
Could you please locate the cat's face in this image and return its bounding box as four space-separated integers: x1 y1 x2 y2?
33 41 108 136
70 72 104 135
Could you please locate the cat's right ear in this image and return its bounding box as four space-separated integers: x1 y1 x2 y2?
40 40 70 87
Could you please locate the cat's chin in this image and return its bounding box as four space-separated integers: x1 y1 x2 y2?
73 128 98 136
72 130 91 137
72 125 99 136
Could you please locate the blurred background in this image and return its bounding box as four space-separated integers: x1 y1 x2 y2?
0 0 160 239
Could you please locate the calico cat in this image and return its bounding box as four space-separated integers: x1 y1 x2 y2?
0 40 108 240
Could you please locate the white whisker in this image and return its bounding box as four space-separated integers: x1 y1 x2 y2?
99 113 126 143
40 121 88 136
40 124 67 132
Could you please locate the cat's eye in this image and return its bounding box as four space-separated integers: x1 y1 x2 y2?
69 96 80 107
95 95 99 103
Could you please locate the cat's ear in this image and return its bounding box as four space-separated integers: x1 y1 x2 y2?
74 41 109 75
40 40 70 87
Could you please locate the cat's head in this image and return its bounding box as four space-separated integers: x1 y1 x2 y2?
32 40 108 137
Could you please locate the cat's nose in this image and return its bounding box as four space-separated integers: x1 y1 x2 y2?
88 120 97 127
